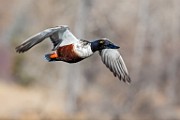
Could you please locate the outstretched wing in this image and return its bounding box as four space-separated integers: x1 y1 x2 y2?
99 49 131 83
49 28 80 50
59 28 79 47
16 27 62 53
16 25 80 53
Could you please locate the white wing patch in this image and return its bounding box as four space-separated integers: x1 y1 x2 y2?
59 29 79 46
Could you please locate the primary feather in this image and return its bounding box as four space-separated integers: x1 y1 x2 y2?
16 27 61 53
15 25 78 53
99 49 131 83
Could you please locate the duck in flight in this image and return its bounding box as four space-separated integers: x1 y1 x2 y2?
16 25 131 83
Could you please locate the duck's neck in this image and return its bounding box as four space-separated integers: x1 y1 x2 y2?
91 40 101 52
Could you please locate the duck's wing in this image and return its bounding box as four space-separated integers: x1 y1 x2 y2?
99 49 131 83
16 27 62 53
50 29 80 50
16 26 79 53
58 28 79 47
50 31 62 51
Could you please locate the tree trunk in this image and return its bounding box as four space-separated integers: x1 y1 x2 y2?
65 0 92 114
122 0 150 114
166 0 180 105
131 0 149 81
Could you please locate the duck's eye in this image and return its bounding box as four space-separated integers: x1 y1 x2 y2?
99 40 104 44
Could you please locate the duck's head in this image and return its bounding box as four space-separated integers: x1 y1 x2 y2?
91 38 120 52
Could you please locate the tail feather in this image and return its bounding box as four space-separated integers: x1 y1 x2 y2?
44 53 58 62
44 54 51 62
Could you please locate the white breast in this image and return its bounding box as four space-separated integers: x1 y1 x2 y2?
73 41 93 58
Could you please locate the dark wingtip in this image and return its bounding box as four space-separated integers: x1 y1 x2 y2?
15 42 32 53
126 77 131 84
120 74 131 84
15 46 25 53
15 46 21 53
124 75 131 84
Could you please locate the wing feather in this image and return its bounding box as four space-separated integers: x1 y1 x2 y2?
59 29 79 46
16 27 61 53
15 25 79 53
99 49 131 83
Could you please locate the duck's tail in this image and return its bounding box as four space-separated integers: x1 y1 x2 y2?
44 52 58 62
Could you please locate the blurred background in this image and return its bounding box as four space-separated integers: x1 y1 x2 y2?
0 0 180 119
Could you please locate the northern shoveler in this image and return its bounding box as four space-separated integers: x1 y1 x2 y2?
16 25 131 83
